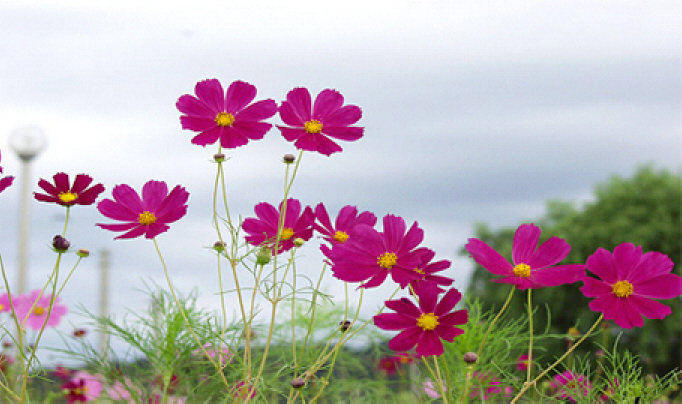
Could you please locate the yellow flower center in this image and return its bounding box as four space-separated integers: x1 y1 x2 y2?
33 306 46 316
612 280 634 298
377 252 397 269
215 112 235 127
58 191 78 204
513 263 531 278
417 313 439 331
304 120 323 134
138 211 156 225
333 231 349 243
280 228 295 240
399 356 411 364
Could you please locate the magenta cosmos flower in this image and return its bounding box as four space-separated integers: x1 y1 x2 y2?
242 199 315 254
314 203 377 258
62 371 103 403
13 290 68 331
330 214 426 289
373 284 468 356
465 223 585 290
277 87 363 156
0 149 14 194
550 370 592 402
97 180 189 239
580 243 682 329
408 248 454 295
177 79 277 149
34 173 104 206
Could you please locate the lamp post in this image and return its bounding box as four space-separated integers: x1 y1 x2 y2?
9 125 47 295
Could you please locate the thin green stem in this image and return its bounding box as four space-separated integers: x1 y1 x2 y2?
510 314 604 403
526 288 534 384
153 238 230 390
477 286 515 358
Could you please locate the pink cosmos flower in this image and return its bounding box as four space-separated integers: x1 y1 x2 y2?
12 290 68 330
373 284 468 356
62 371 103 403
192 343 233 365
330 214 426 289
378 352 415 375
34 173 104 206
516 353 531 371
0 354 15 374
242 199 315 254
422 378 446 398
97 180 189 239
465 223 586 290
314 203 377 258
53 365 75 380
470 372 503 400
550 370 592 402
0 293 11 314
177 79 277 148
580 243 682 329
277 87 363 156
232 381 256 400
0 150 13 194
408 249 454 295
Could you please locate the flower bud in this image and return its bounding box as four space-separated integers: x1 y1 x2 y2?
293 237 305 247
339 320 351 332
463 352 478 364
256 247 272 265
213 241 227 252
290 378 306 389
283 154 296 164
52 235 70 252
76 249 90 258
214 153 226 162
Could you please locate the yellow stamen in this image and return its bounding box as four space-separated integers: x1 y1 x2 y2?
415 267 425 275
138 211 156 225
33 306 46 316
513 263 531 278
215 112 235 126
304 120 323 133
333 231 349 243
58 191 78 204
280 228 294 240
612 280 634 298
377 252 397 269
417 313 439 331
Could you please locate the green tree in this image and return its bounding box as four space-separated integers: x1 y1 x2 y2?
464 165 681 376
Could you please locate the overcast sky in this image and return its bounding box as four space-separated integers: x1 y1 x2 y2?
1 0 680 366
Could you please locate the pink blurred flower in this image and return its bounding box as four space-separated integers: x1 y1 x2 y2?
516 353 531 371
0 353 14 374
53 365 75 380
330 214 426 289
193 343 233 365
422 378 446 398
34 172 104 206
465 223 585 290
378 352 415 375
232 381 256 400
0 150 13 194
277 87 363 156
550 370 592 402
374 283 468 356
242 198 315 254
62 371 103 403
0 293 11 314
97 180 189 239
177 79 277 148
580 243 682 329
470 372 503 400
13 290 68 330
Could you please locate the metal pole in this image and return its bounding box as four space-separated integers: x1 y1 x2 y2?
16 160 31 295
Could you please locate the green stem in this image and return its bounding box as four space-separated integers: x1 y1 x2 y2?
510 314 604 403
526 288 534 384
